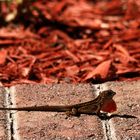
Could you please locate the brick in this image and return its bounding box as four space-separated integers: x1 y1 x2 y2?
9 84 105 140
0 87 9 140
104 80 140 140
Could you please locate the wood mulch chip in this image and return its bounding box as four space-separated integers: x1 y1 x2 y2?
0 0 140 86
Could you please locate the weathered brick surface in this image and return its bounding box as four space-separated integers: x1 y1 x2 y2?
104 81 140 140
9 84 105 140
0 81 140 140
0 87 9 140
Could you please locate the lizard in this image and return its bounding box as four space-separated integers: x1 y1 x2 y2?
0 90 117 116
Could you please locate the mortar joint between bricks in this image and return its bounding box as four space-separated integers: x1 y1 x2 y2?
5 87 15 140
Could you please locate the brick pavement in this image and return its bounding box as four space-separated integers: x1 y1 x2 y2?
0 81 140 140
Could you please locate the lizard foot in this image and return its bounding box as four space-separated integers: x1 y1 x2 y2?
65 108 80 117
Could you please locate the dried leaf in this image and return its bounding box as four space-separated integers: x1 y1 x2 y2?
0 49 7 65
65 65 79 76
84 60 112 80
114 44 137 65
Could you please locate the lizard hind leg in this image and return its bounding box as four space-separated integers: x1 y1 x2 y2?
65 108 80 117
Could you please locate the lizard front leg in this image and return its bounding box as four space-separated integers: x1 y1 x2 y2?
94 105 101 115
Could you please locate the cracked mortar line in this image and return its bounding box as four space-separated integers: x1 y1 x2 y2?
4 87 13 140
95 83 117 140
4 87 19 140
9 86 20 140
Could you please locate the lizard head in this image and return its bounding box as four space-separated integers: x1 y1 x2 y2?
99 90 116 100
99 90 117 113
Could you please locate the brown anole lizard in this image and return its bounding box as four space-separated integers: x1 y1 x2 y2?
0 90 117 116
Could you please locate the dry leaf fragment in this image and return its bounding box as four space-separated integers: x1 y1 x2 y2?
65 50 80 62
0 49 7 65
114 44 137 65
84 60 112 80
65 65 79 76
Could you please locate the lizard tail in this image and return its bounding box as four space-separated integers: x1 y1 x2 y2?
0 105 72 112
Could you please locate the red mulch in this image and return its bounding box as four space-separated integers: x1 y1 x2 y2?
0 0 140 87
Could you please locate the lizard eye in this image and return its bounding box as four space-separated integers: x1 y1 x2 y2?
110 90 116 95
107 90 116 97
